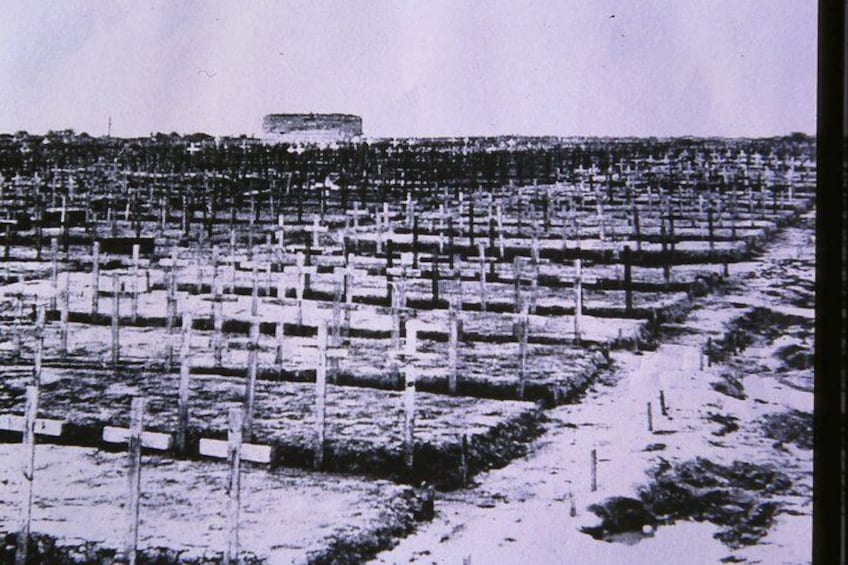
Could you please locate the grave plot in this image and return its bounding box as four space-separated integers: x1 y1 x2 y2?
0 362 542 489
0 444 429 564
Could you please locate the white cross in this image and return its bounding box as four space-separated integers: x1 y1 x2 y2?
310 215 328 248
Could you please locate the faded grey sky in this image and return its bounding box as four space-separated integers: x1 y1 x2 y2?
0 1 817 138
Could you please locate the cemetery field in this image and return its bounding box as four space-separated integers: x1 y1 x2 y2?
0 134 816 563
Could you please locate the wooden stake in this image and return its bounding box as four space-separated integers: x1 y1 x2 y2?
590 447 597 492
460 434 469 486
633 203 642 251
512 256 522 314
497 205 505 258
574 259 583 343
707 337 713 367
225 407 243 565
112 275 120 369
314 321 328 469
390 280 403 351
33 307 45 383
50 237 58 311
707 203 715 251
243 319 260 440
647 401 654 432
14 386 39 565
430 256 440 306
403 364 416 471
176 313 193 454
275 322 285 370
517 306 529 400
131 244 140 321
91 240 100 316
448 301 459 395
660 390 668 416
60 269 70 355
250 259 259 317
623 245 633 313
478 243 487 311
166 249 178 365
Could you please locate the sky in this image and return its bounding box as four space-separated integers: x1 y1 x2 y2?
0 1 817 139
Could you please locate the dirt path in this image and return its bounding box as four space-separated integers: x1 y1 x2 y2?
369 213 814 565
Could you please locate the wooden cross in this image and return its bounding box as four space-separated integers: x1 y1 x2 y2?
310 215 329 249
290 252 318 323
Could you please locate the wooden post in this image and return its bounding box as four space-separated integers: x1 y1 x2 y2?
166 249 178 366
430 256 440 306
661 215 670 282
668 208 677 255
277 213 286 251
574 258 583 343
478 243 487 312
225 407 243 565
331 272 343 348
590 447 597 492
660 390 668 416
60 269 70 355
647 401 654 432
448 303 459 395
275 322 285 370
213 250 223 367
403 363 416 471
33 306 45 382
344 262 354 335
412 215 419 269
468 197 475 246
112 275 120 369
91 240 100 316
707 337 713 367
176 313 193 454
517 306 529 400
460 434 469 486
385 238 394 303
488 216 496 257
250 259 259 317
623 245 633 313
243 319 260 440
390 279 403 351
707 203 715 251
14 386 39 565
314 320 328 469
596 197 605 243
131 244 140 321
512 256 522 314
50 237 58 311
124 397 144 565
633 204 642 251
529 258 539 315
497 205 505 258
447 216 455 270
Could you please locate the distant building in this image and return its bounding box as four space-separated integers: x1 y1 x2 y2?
261 113 362 144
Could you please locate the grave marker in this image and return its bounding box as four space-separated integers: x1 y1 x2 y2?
225 407 243 565
176 313 193 454
243 319 260 440
574 258 583 343
91 240 100 316
123 397 144 565
112 275 120 368
14 386 38 565
314 321 329 469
